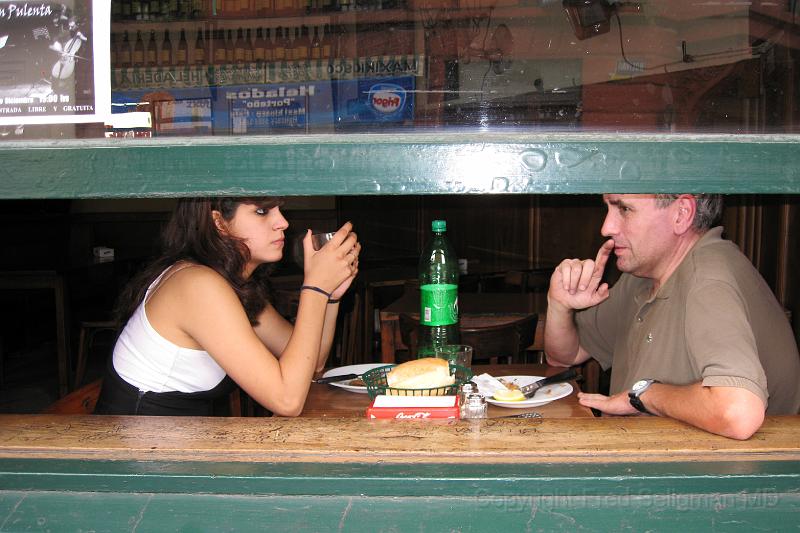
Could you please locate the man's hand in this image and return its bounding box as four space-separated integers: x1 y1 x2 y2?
548 239 615 312
577 391 639 416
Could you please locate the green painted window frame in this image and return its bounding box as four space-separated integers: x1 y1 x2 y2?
2 132 799 198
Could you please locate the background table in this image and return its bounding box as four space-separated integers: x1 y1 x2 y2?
379 291 547 363
302 363 593 418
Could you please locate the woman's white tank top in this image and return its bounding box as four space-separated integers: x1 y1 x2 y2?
112 265 227 393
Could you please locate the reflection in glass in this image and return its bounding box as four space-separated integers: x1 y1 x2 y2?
3 0 798 139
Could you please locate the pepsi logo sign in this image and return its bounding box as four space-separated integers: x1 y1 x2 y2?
368 83 406 115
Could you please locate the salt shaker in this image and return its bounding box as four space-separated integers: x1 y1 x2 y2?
464 393 487 419
459 382 476 417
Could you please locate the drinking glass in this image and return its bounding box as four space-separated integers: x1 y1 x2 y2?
434 344 473 369
311 231 336 251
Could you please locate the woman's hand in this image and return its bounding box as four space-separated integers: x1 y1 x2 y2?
330 239 360 299
302 222 360 296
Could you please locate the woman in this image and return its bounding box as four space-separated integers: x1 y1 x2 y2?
94 197 360 416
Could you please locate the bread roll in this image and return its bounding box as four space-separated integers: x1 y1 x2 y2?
386 357 455 393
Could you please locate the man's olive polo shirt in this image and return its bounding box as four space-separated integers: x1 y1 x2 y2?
575 227 800 415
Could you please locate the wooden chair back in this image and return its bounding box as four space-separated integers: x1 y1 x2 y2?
399 313 538 364
461 314 538 364
42 378 102 414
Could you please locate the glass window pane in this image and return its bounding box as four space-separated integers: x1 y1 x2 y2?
1 0 798 139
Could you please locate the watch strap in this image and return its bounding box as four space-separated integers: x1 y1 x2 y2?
628 379 660 415
628 393 650 414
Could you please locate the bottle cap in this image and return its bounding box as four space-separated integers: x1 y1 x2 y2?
432 220 446 232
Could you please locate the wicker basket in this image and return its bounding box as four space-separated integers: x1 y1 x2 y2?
362 363 473 399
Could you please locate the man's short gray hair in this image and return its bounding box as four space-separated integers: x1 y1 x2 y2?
654 194 723 231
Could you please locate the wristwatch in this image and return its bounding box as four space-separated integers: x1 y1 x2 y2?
628 379 660 414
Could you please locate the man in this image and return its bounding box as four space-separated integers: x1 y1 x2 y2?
544 194 800 440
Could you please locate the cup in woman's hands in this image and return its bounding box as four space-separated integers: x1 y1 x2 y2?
311 231 336 251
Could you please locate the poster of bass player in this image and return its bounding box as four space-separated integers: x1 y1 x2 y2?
0 0 110 126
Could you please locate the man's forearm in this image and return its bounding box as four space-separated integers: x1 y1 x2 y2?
543 300 588 366
641 382 765 440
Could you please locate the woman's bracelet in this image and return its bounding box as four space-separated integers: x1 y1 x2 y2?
301 285 339 303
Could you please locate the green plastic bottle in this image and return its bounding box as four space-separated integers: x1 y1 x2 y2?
417 220 460 357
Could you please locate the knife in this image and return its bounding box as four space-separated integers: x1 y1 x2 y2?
518 368 578 399
314 373 359 385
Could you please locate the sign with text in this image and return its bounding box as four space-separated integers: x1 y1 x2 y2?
0 0 110 126
110 55 426 90
113 76 414 135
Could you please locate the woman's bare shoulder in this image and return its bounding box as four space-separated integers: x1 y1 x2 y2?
158 263 235 299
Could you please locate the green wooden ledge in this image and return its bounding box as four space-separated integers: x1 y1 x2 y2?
1 459 799 531
2 132 799 198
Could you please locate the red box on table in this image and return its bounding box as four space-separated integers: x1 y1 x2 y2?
366 395 460 419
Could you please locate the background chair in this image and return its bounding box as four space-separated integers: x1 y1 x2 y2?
399 313 538 364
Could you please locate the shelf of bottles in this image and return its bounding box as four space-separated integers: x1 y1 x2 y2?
110 0 425 89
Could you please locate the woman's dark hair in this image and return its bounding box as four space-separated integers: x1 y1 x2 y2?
115 197 283 327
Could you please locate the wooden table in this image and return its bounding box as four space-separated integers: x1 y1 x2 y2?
302 363 593 418
0 414 798 530
379 291 547 363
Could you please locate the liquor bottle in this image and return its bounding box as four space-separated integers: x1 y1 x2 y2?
310 26 321 60
132 0 143 20
133 30 145 67
191 0 205 17
111 0 122 20
256 0 272 16
213 29 227 64
159 29 173 66
149 0 161 20
263 27 273 61
193 28 205 65
225 29 235 63
119 31 132 67
273 27 286 61
121 0 132 20
244 28 254 62
176 28 188 65
417 220 460 357
234 28 245 63
110 32 118 65
293 26 309 61
286 26 296 60
321 24 332 59
302 26 312 58
239 0 251 16
253 27 266 62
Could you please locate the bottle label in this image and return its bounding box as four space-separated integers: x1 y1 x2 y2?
420 283 458 326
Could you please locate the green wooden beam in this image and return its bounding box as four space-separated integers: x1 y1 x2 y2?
2 459 799 496
1 491 798 531
2 133 799 198
1 460 799 531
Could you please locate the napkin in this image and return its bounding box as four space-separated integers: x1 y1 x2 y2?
471 373 511 397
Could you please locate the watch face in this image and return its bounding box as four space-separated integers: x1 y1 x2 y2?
632 379 649 392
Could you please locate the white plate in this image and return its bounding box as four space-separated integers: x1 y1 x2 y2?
485 375 574 408
320 363 392 394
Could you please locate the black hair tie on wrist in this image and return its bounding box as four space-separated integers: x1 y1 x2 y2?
301 285 332 300
327 298 341 304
